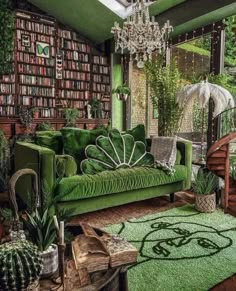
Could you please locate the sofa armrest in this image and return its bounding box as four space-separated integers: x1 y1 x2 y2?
177 140 192 190
15 142 56 209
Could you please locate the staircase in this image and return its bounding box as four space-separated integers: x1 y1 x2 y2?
207 132 236 211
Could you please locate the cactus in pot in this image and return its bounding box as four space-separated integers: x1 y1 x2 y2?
0 239 42 291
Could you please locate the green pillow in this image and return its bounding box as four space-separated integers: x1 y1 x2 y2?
81 129 154 175
60 127 107 172
35 131 63 154
55 155 77 177
125 124 146 145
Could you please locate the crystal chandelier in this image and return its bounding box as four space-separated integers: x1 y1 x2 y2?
111 0 173 68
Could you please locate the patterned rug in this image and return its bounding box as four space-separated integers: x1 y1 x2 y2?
105 205 236 291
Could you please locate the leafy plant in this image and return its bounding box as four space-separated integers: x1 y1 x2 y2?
112 84 131 96
0 129 10 192
19 107 33 131
230 161 236 180
36 121 54 131
192 170 218 195
0 0 14 75
145 58 183 136
62 108 79 127
88 97 102 118
224 16 236 67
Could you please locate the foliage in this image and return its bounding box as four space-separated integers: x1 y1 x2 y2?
88 97 102 118
19 107 33 130
0 129 10 192
112 84 131 96
192 101 208 134
0 207 12 222
178 43 210 57
0 0 14 75
192 170 218 195
22 178 73 251
0 239 42 290
62 108 79 127
230 161 236 180
36 121 54 131
224 16 236 67
145 58 183 136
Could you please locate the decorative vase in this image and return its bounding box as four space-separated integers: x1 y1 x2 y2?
195 193 216 213
40 243 58 278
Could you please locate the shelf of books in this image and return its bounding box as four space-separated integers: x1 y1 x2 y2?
92 55 111 119
0 10 111 135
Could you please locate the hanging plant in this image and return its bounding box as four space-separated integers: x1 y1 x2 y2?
0 0 14 75
145 58 183 136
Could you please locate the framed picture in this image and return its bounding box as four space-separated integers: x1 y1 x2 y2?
21 34 31 47
36 41 50 58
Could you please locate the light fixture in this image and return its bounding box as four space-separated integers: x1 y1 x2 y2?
111 0 173 68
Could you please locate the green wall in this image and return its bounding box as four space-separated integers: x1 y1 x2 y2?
111 54 123 130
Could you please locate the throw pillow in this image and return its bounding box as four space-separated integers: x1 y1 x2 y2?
125 124 146 145
55 155 77 177
35 131 63 154
60 127 107 172
81 129 154 175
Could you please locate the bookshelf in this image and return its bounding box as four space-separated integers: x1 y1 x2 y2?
0 10 111 136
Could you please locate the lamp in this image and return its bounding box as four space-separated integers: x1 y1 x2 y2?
111 0 173 68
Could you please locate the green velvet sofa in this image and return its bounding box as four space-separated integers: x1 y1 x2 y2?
14 126 192 217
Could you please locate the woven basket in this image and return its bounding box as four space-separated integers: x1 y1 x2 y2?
195 193 216 213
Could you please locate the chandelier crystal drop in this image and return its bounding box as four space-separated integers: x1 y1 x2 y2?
111 0 173 68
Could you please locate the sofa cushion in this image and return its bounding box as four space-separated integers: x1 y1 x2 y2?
125 124 146 145
81 129 154 174
55 165 187 202
60 127 107 172
35 131 63 154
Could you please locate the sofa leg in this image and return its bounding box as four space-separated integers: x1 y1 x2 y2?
170 193 175 203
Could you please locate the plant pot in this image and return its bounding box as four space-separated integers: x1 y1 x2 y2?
116 93 128 101
195 193 216 213
33 111 39 119
40 244 58 278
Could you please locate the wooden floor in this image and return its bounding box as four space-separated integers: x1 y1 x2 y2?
70 192 236 291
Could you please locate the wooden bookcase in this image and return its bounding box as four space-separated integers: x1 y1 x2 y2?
0 10 111 137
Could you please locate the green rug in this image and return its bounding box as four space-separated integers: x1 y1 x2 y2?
104 205 236 291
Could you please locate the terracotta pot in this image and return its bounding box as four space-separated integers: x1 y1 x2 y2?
40 244 58 278
33 111 39 119
195 192 216 213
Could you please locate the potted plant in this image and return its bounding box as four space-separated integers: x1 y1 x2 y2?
36 121 54 131
32 107 40 119
88 97 102 118
62 108 79 127
112 84 131 101
192 170 218 213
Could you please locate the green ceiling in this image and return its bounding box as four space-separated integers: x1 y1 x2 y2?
28 0 236 44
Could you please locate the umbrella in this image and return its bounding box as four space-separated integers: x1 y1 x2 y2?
177 79 235 161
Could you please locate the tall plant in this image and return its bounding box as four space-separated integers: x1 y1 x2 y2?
145 59 183 136
0 0 14 75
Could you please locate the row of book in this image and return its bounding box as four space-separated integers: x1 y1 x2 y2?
19 75 55 86
60 39 90 53
63 71 90 81
58 29 83 41
40 108 57 118
93 56 108 65
92 64 110 75
101 102 110 111
19 85 55 97
93 74 110 84
58 90 90 99
0 106 16 116
17 44 56 57
92 84 110 93
64 61 90 71
0 84 16 94
18 64 54 76
17 52 55 66
18 95 56 107
0 95 15 105
16 18 55 35
58 80 90 90
63 51 89 62
17 30 55 46
0 75 15 83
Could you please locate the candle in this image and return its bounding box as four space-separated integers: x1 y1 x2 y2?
53 215 59 231
60 221 64 244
